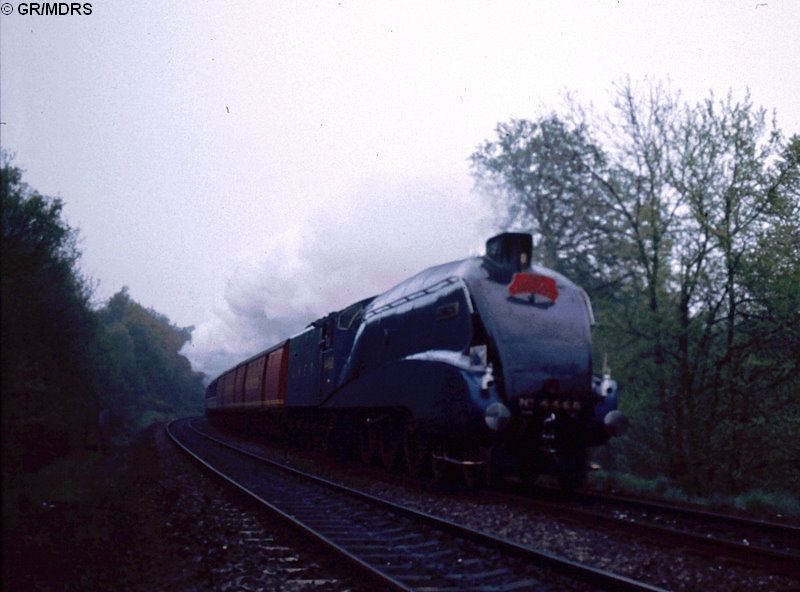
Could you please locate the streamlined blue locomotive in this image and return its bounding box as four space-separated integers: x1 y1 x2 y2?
206 233 628 488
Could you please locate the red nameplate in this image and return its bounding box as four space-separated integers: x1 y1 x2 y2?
508 272 559 302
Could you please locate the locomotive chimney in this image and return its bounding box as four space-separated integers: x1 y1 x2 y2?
484 232 533 281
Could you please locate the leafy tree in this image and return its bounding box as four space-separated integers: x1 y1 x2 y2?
728 136 800 492
469 115 610 284
2 153 205 477
1 153 98 473
94 288 205 434
605 85 794 493
471 83 799 495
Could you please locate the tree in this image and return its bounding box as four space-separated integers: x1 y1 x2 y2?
469 115 611 284
2 154 206 475
1 153 98 472
471 83 799 495
727 136 800 492
94 288 205 433
666 93 790 491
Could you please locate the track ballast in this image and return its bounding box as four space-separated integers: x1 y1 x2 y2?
168 417 664 592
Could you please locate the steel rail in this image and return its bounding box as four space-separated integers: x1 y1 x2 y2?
493 485 800 579
174 417 665 592
580 490 800 539
167 419 412 592
555 501 799 578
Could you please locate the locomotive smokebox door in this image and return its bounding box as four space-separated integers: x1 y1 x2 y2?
484 233 533 281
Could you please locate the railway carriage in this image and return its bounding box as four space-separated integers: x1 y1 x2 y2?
206 233 628 489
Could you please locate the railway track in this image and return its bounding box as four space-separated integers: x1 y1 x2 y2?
494 484 800 579
581 490 800 552
168 417 664 592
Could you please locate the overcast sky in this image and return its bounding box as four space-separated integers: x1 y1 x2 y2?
2 1 798 378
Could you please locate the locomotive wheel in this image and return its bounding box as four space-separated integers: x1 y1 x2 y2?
379 425 403 470
431 454 446 484
319 421 335 456
402 425 431 478
462 446 492 489
431 458 457 490
430 444 457 489
358 427 378 465
519 451 544 491
557 448 588 492
462 465 486 489
303 419 316 450
521 468 540 491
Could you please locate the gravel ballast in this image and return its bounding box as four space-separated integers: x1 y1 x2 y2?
196 418 799 592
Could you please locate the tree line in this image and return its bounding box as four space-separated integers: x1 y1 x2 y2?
471 80 799 496
1 154 205 477
3 80 797 500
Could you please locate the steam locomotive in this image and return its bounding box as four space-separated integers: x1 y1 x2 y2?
206 233 628 489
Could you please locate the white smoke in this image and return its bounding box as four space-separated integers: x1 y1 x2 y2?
183 175 489 380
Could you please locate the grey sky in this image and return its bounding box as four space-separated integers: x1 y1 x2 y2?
2 1 798 379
